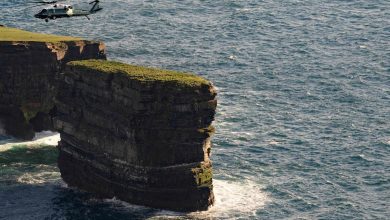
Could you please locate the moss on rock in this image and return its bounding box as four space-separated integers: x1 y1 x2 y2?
198 125 216 137
67 59 212 88
192 164 213 186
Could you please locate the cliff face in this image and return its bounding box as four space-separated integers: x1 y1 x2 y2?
0 27 217 211
0 41 106 139
55 60 217 211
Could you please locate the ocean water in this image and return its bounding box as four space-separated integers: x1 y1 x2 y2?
1 0 389 219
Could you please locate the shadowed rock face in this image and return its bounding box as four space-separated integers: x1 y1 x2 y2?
0 30 216 211
54 61 217 211
0 41 106 139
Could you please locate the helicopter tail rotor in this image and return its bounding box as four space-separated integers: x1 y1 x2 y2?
89 0 102 13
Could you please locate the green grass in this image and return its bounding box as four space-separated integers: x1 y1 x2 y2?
0 26 81 42
68 59 212 88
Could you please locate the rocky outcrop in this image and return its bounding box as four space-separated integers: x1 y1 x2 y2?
0 41 106 139
54 60 217 211
0 27 217 211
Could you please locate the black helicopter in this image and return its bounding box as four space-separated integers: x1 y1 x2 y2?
32 0 102 22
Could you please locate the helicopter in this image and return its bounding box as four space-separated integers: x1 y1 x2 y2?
32 0 102 22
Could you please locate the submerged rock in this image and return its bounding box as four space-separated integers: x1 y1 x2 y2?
55 60 217 211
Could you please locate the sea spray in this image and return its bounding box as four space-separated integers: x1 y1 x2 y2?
0 131 60 151
87 179 269 219
189 179 269 219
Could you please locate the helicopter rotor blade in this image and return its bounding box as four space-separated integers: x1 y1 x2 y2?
89 0 99 5
25 3 49 9
27 1 57 3
26 0 67 5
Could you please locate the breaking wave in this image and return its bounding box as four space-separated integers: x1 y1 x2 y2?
191 179 269 219
0 131 60 152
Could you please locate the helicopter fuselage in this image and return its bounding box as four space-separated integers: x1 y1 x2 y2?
34 1 102 22
35 5 87 20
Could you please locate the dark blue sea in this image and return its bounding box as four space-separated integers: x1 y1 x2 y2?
1 0 389 219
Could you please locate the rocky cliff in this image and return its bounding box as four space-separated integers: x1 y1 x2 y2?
0 27 106 139
0 27 217 211
55 60 217 211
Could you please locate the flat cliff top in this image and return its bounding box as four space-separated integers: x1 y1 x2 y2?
0 26 81 42
68 59 212 88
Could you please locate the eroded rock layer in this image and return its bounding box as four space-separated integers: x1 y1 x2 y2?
0 41 106 139
55 60 217 211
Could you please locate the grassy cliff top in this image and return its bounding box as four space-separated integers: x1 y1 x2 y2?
68 59 212 88
0 26 81 42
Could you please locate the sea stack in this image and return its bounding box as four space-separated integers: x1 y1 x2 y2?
55 60 217 211
0 27 217 211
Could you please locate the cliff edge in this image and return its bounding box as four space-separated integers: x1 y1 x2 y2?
0 27 217 211
0 27 106 139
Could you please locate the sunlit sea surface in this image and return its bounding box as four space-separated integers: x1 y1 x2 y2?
1 0 389 219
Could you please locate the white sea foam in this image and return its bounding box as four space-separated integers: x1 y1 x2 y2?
0 131 60 152
101 197 148 211
228 55 237 60
98 197 182 219
17 171 60 184
189 179 269 219
238 8 251 12
235 8 263 13
97 179 269 219
231 131 256 141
